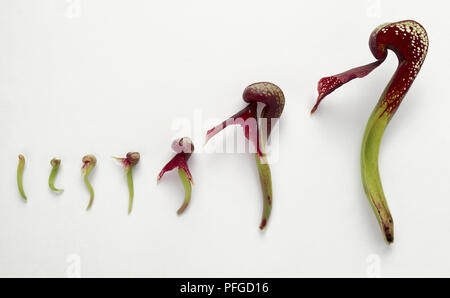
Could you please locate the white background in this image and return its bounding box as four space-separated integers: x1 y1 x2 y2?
0 0 448 277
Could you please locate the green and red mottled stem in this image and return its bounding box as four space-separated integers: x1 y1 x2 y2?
205 82 285 230
113 152 140 214
49 158 63 192
255 154 272 230
177 168 191 215
17 154 27 201
158 137 194 215
311 20 429 244
81 154 97 211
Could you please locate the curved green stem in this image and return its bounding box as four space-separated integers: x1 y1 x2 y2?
84 166 94 210
255 154 272 230
113 153 140 214
127 167 134 214
177 168 191 215
49 160 63 192
361 85 394 244
17 155 27 201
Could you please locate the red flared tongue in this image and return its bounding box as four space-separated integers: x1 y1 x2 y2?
205 103 263 156
311 60 383 114
81 161 89 170
157 154 193 184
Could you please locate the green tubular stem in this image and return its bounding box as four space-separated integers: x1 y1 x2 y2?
127 167 134 214
255 154 272 231
84 166 95 211
17 157 27 201
49 166 63 192
177 168 191 215
361 88 394 244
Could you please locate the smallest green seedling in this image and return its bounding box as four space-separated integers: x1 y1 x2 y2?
81 154 97 210
113 152 140 214
49 158 63 192
17 154 27 201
